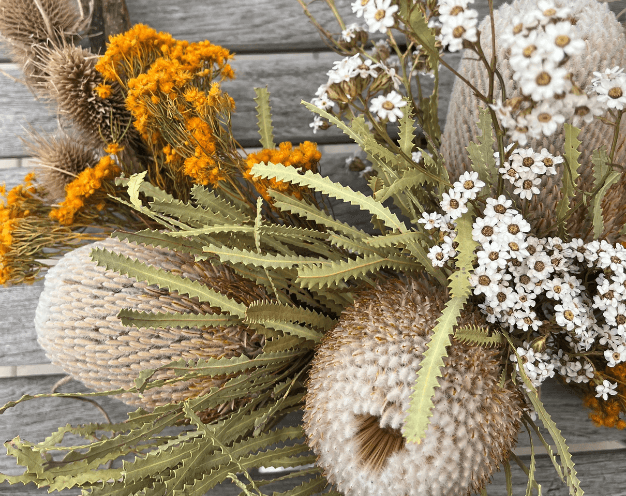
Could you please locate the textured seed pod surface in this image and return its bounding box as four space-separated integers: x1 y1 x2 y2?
440 0 626 241
35 237 266 419
304 279 523 496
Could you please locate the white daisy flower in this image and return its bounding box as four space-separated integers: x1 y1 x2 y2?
470 265 502 298
526 251 554 280
565 93 605 127
310 115 325 134
594 73 626 110
489 100 516 129
477 241 510 272
605 344 626 368
506 238 530 261
440 13 478 52
454 171 485 199
555 300 583 331
509 30 545 73
440 189 468 220
534 148 562 175
484 195 514 221
544 277 570 301
354 58 380 78
341 23 364 42
428 245 450 268
364 0 398 34
369 90 406 122
438 0 474 20
595 380 618 401
536 0 571 25
528 101 566 136
519 60 571 102
511 148 543 173
605 302 626 333
507 117 535 146
591 66 625 87
352 0 373 17
417 211 443 230
543 21 586 62
327 56 360 83
567 238 586 263
311 92 334 110
472 216 499 244
495 213 531 240
513 170 541 200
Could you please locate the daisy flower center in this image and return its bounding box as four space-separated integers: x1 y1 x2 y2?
543 8 557 16
543 157 554 167
478 275 491 286
538 112 552 122
450 199 460 209
450 6 464 15
489 252 499 261
553 285 562 293
612 256 622 264
495 204 507 214
564 310 575 321
575 106 590 116
528 245 537 255
481 226 494 236
523 179 533 189
534 261 545 271
523 45 537 58
382 101 395 110
463 179 475 190
603 290 615 300
516 125 529 133
536 72 552 86
375 9 386 21
617 315 626 325
519 294 529 303
513 23 524 35
497 292 507 302
555 35 570 48
453 26 466 38
436 252 444 261
507 168 517 177
361 0 370 6
609 87 624 99
520 275 531 285
509 241 520 251
524 317 533 325
508 224 520 235
522 157 535 167
613 351 621 361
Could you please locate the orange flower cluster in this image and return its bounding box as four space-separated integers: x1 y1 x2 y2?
0 173 39 284
583 363 626 429
182 117 225 186
244 142 322 202
49 156 121 226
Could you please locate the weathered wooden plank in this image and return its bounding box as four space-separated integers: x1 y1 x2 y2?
0 51 462 157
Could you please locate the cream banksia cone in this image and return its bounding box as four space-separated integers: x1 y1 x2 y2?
35 237 267 421
440 0 626 242
304 279 523 496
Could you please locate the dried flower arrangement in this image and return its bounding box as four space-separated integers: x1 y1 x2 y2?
2 0 626 495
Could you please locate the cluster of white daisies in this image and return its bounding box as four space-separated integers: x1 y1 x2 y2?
420 149 625 399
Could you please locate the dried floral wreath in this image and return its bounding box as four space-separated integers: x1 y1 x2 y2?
1 0 626 495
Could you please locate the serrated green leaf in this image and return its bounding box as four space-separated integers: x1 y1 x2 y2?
591 171 620 239
127 171 148 211
118 309 240 330
47 469 123 491
252 162 408 232
407 5 437 56
112 230 206 257
149 198 224 228
256 320 323 343
246 302 336 330
270 191 369 240
403 212 476 443
399 99 416 156
297 254 419 289
270 476 327 496
116 176 174 203
365 231 426 249
373 169 430 204
191 184 253 222
88 477 156 496
556 124 582 234
466 107 496 186
202 245 327 269
254 87 276 149
523 415 564 483
453 325 504 348
504 333 583 495
90 248 247 318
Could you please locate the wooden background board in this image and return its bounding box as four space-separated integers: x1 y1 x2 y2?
3 0 626 494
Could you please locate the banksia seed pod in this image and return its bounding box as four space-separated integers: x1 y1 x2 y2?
24 131 98 200
41 44 138 148
0 0 84 85
35 237 267 421
304 279 522 496
440 0 626 242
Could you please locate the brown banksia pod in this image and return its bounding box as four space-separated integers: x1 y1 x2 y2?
304 279 523 496
440 0 626 242
24 131 99 200
34 237 267 421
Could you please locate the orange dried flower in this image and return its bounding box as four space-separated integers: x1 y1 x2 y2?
104 143 124 155
95 83 113 99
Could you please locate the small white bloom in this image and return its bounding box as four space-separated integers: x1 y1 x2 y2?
519 60 571 102
310 115 325 134
411 150 423 163
469 265 502 298
529 101 566 136
594 73 626 111
369 90 407 122
440 189 468 220
311 92 334 110
595 380 618 401
428 245 450 268
440 13 478 52
341 23 364 42
472 216 499 244
354 58 380 78
543 21 586 62
418 211 443 230
352 0 372 17
534 148 562 175
513 170 541 200
477 241 510 272
484 195 514 221
605 344 626 368
454 171 485 200
509 30 545 73
536 0 571 25
364 0 398 34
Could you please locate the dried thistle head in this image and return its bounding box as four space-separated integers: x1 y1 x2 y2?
40 43 137 147
305 279 523 496
35 237 268 420
23 131 99 200
0 0 86 84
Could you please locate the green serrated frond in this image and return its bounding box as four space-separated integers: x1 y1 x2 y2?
246 301 336 330
112 230 206 257
591 171 620 239
255 320 323 342
127 171 148 211
466 107 496 186
270 191 369 240
453 325 504 348
365 231 426 249
556 124 582 234
149 198 225 228
118 309 240 330
252 162 408 232
271 476 328 496
403 212 476 443
116 176 174 202
90 248 248 318
254 87 275 149
190 185 253 222
297 254 420 289
399 100 416 157
374 169 431 204
504 333 583 495
202 245 327 269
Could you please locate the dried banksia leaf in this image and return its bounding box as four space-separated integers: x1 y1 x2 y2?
23 131 98 200
304 279 523 496
0 0 86 84
35 237 267 421
40 44 137 147
440 0 626 242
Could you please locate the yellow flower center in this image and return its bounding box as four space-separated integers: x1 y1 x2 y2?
536 72 551 86
453 26 466 38
375 9 386 21
382 101 395 110
609 87 623 99
555 35 570 48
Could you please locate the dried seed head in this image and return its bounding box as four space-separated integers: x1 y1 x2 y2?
35 237 268 421
304 279 522 496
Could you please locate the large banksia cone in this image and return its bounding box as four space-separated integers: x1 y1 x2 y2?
0 0 85 85
24 131 99 200
304 279 522 496
440 0 626 242
35 237 267 420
